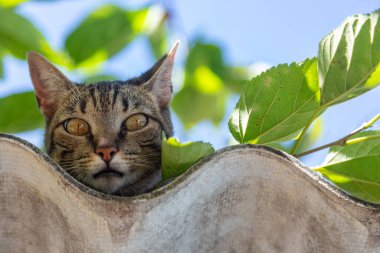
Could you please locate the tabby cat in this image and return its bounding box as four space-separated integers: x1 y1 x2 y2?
28 42 179 196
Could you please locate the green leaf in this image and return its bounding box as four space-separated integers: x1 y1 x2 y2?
315 131 380 203
0 0 26 8
65 5 148 66
0 8 53 59
162 137 215 180
0 91 44 133
319 9 380 106
229 58 320 144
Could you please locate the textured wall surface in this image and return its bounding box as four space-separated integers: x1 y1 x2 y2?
1 133 380 253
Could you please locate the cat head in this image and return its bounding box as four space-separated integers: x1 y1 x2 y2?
27 42 179 196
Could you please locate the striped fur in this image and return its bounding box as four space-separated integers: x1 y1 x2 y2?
28 44 178 196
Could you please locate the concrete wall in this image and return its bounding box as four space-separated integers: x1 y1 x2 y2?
1 134 380 253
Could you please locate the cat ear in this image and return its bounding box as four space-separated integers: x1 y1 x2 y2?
142 41 179 108
27 51 74 120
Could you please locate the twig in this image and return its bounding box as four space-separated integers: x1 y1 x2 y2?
294 113 380 158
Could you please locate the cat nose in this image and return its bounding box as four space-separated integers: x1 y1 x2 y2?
96 146 117 162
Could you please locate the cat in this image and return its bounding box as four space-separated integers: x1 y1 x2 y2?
27 42 179 196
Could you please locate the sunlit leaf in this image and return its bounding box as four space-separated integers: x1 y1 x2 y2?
229 58 320 144
319 9 380 106
0 0 26 8
65 5 148 66
315 131 380 203
193 65 223 94
0 8 54 59
161 136 214 180
0 91 44 133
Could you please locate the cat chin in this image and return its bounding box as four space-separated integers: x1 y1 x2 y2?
84 166 143 194
85 168 162 196
86 176 128 194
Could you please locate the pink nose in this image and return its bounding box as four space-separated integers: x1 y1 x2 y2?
96 147 117 162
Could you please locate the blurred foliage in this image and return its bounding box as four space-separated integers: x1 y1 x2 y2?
0 3 246 134
173 42 246 129
0 8 55 60
0 91 43 132
0 0 26 8
65 5 149 67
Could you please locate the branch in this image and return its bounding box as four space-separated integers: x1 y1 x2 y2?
294 113 380 158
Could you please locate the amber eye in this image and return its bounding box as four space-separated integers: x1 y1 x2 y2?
124 114 148 131
64 118 90 136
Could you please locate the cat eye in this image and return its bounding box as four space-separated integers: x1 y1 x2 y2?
64 118 90 136
124 114 148 131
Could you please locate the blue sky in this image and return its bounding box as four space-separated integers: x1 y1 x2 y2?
1 0 379 166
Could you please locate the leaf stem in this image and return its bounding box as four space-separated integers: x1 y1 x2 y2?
345 134 380 145
290 108 321 154
294 112 380 158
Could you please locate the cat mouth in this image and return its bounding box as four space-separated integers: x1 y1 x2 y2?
93 167 124 179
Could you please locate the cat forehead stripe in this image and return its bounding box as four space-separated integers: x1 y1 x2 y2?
122 96 128 112
79 99 87 113
89 86 97 107
112 85 120 109
98 84 112 111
